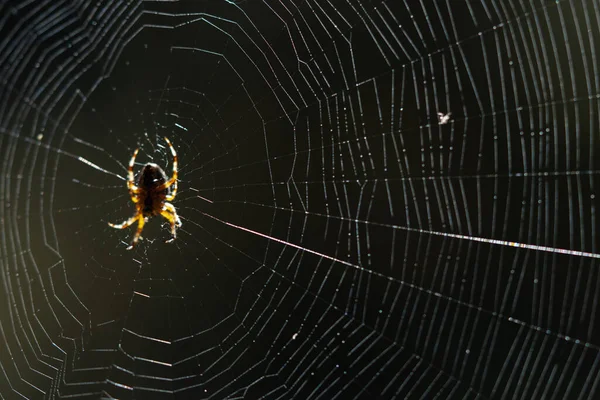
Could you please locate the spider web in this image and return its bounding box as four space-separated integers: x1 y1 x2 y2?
0 0 599 398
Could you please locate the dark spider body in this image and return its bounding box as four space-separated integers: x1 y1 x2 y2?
108 137 181 250
138 163 170 216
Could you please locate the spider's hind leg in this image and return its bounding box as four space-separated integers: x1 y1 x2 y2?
157 137 178 199
127 148 140 201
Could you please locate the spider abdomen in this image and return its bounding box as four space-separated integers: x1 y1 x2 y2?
138 163 170 216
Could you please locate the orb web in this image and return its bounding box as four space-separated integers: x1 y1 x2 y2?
0 0 598 399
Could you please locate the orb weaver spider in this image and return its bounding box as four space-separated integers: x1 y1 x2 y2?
108 137 181 250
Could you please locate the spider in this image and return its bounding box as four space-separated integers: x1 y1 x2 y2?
108 137 181 250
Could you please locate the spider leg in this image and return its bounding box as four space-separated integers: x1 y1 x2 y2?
163 202 181 226
127 216 146 250
161 202 181 243
108 215 138 230
158 137 178 199
127 147 140 202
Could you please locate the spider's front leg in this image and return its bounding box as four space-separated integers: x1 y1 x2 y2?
108 215 138 230
108 214 145 250
127 216 146 250
160 202 181 243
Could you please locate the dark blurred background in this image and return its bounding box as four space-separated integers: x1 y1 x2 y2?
0 1 598 399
